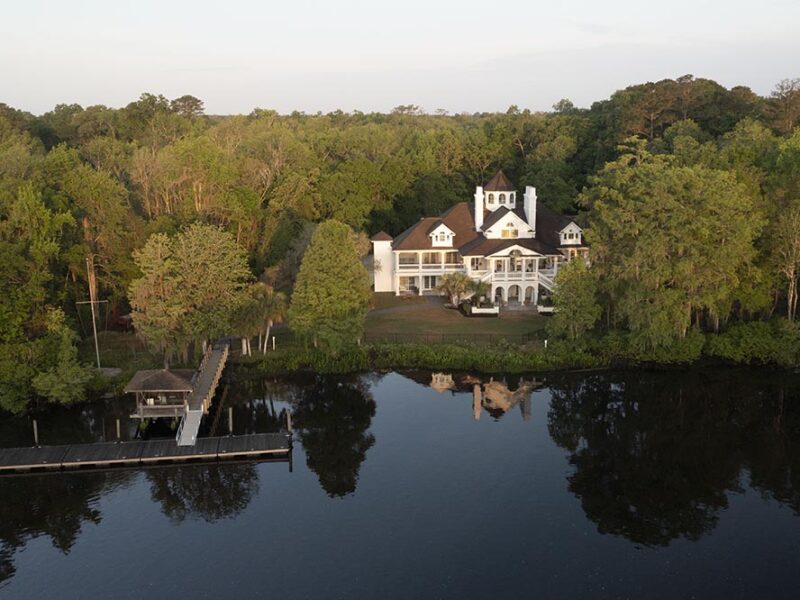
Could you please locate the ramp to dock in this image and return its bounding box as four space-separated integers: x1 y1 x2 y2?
176 342 229 446
0 433 291 475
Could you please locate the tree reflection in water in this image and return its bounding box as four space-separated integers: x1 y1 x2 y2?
293 375 376 497
0 472 130 583
546 370 800 546
147 464 259 523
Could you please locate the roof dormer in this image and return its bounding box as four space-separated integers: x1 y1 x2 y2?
429 222 456 247
559 222 583 246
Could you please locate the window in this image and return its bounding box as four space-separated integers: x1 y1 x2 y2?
502 227 518 239
470 257 483 270
499 193 506 204
510 192 515 202
423 275 438 289
445 251 460 264
438 232 447 242
488 193 494 203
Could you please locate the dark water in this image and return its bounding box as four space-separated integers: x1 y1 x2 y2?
1 368 800 599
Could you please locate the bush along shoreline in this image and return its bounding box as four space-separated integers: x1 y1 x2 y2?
236 319 800 376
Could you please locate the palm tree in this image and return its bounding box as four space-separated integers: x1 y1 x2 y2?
468 279 491 304
253 282 287 354
436 272 472 306
233 283 287 356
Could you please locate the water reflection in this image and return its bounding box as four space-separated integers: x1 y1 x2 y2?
0 472 131 583
410 371 539 421
147 464 259 523
3 368 800 590
546 370 800 546
292 375 376 497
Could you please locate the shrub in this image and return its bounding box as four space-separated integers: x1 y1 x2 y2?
704 320 800 366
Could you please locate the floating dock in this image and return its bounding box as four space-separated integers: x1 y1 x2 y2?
0 433 291 475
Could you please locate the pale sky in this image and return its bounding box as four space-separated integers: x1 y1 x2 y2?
2 0 798 115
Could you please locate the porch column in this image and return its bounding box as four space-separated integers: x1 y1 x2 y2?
418 251 423 295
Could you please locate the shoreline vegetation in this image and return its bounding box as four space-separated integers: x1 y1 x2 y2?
236 318 800 376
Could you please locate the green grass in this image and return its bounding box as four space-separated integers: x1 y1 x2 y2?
369 292 426 311
366 296 546 337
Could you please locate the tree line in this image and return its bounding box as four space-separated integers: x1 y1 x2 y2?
0 75 799 412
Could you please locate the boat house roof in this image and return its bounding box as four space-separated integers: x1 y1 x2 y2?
124 369 195 394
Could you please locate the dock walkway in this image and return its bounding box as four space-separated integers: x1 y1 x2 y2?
176 342 229 446
0 433 291 474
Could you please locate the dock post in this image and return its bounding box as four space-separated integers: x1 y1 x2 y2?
116 419 121 440
32 419 39 446
286 411 292 434
272 336 275 351
228 406 234 435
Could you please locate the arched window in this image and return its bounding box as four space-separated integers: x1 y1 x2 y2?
510 192 515 202
502 223 518 239
488 193 494 203
499 193 506 204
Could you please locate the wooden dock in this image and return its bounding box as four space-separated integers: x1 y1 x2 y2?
0 433 291 475
176 342 230 446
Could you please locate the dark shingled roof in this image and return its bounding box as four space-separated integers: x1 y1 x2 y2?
124 369 195 393
390 191 585 254
459 237 559 257
536 204 577 248
484 170 516 192
370 231 393 241
392 203 481 251
482 205 531 231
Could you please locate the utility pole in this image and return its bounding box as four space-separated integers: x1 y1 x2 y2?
76 256 107 369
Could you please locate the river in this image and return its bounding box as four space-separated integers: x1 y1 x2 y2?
1 368 799 599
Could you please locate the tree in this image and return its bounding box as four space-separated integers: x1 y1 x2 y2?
128 233 184 365
170 95 205 119
288 220 371 352
546 260 601 341
32 309 93 405
772 203 800 320
582 140 764 348
233 282 286 356
768 79 800 134
436 272 472 305
129 223 252 365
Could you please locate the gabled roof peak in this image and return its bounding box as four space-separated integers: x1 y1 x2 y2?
484 169 516 192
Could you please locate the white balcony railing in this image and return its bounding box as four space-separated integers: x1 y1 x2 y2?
398 264 465 272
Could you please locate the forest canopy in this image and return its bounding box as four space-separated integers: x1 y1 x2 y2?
1 75 799 411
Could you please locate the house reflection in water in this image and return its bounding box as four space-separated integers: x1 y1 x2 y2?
423 372 538 421
430 373 455 394
475 377 536 420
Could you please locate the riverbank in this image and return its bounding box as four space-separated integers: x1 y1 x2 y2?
237 320 800 376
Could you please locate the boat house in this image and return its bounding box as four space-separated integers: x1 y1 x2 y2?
124 369 196 418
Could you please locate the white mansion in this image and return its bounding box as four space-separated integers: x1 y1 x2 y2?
370 170 588 306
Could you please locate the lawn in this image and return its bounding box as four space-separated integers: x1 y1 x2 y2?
366 293 546 338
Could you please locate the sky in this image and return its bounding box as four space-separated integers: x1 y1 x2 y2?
2 0 798 115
